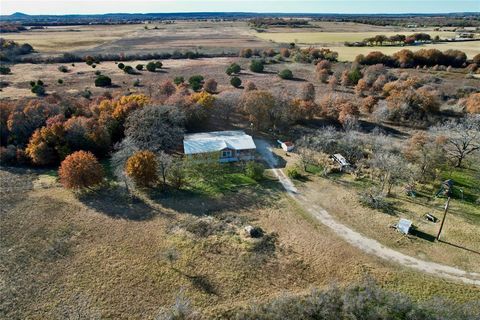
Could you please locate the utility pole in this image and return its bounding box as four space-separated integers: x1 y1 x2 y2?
436 197 451 241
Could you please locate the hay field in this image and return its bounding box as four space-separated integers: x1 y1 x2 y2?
1 21 272 56
254 31 458 44
253 30 480 60
327 42 480 61
0 24 139 52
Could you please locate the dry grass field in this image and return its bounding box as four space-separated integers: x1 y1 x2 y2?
253 31 458 44
1 21 272 57
298 175 480 273
3 21 478 62
1 168 479 319
1 56 478 100
252 31 480 61
325 42 480 61
1 19 480 318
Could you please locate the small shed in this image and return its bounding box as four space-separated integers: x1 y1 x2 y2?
331 153 352 171
396 219 412 235
279 141 294 152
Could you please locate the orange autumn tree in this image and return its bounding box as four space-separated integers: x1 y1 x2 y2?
465 93 480 114
59 150 104 189
241 90 275 130
125 150 158 187
94 94 149 141
26 123 68 166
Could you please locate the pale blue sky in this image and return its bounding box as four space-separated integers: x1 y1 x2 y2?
1 0 479 15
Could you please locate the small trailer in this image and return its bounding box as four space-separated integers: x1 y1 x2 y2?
330 153 352 172
277 140 295 152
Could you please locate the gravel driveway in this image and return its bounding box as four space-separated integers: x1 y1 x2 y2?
255 138 480 286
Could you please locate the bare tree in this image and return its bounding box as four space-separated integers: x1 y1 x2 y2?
155 289 201 320
214 90 240 122
431 115 480 167
369 151 413 196
157 151 173 187
125 105 185 153
111 137 138 191
300 82 315 101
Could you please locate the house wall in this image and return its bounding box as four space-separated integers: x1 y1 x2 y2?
235 149 255 161
186 149 256 163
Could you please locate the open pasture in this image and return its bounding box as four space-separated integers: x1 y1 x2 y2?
252 30 479 61
253 31 458 44
326 42 480 61
1 21 272 56
2 167 479 319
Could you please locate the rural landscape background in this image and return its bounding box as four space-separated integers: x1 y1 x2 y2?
1 3 479 319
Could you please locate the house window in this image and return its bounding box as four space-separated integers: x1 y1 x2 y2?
222 150 232 158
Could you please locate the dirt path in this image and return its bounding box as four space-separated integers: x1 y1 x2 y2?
255 139 480 286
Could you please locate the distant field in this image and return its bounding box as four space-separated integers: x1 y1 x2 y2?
253 31 480 61
0 24 139 52
327 42 480 61
254 31 458 44
4 21 478 62
1 21 272 56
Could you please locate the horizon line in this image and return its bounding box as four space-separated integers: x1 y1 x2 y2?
4 10 480 16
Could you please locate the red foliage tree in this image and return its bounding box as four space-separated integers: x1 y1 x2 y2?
59 150 104 189
125 150 158 187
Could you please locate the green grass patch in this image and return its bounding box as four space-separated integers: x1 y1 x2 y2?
101 159 116 180
42 169 58 177
435 165 480 223
305 164 323 175
188 173 257 196
186 164 258 197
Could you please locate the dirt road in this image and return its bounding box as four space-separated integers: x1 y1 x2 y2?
255 139 480 286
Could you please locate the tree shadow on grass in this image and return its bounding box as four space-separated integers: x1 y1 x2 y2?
439 240 480 256
171 267 218 295
290 77 307 82
185 274 218 295
77 186 158 221
358 120 408 137
259 70 278 75
410 229 436 242
147 180 283 217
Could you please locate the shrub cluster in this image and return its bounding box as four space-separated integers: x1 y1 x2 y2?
226 63 241 75
94 75 112 87
0 65 11 75
356 48 469 68
188 75 204 91
230 76 242 88
245 161 264 180
278 69 293 80
231 280 480 319
249 60 264 73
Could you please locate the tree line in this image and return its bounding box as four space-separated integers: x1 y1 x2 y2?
345 32 435 47
356 48 479 68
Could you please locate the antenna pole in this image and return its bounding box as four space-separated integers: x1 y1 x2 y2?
436 197 451 241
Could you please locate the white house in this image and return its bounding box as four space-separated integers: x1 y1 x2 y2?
183 131 256 162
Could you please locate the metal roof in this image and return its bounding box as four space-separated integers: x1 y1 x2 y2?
332 153 351 166
397 219 412 235
183 131 256 155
